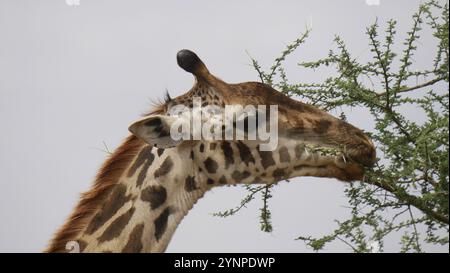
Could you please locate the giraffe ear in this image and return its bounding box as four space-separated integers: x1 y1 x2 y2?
128 115 182 148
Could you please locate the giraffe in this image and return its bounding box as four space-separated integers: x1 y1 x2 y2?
46 49 376 253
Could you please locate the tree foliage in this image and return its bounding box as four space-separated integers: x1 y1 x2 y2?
215 0 449 252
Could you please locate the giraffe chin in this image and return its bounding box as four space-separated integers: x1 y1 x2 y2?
331 162 365 182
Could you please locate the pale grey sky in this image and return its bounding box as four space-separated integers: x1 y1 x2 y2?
0 0 447 252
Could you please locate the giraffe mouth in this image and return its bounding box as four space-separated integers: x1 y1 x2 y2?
289 142 370 181
289 132 377 169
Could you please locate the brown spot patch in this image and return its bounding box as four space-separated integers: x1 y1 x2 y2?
136 153 155 187
127 146 153 178
236 141 255 166
221 142 234 168
218 176 227 184
121 223 144 253
140 185 167 210
258 149 275 169
97 207 135 243
204 157 218 173
154 207 172 241
154 157 173 178
85 184 130 235
273 168 288 180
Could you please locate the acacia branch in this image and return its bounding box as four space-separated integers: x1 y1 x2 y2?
376 76 446 97
365 178 449 225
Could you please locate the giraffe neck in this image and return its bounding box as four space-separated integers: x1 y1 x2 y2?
48 134 358 252
75 144 207 253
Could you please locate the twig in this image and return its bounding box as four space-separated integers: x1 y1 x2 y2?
376 76 446 97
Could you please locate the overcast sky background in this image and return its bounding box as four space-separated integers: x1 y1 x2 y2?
0 0 447 252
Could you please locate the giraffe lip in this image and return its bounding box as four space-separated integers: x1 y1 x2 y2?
298 144 368 171
333 151 372 169
302 142 376 169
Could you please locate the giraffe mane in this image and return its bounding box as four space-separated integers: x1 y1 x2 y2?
45 134 145 252
143 102 167 117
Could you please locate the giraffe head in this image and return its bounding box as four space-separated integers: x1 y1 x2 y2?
129 50 376 185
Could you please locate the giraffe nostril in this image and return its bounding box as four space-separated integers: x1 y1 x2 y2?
177 49 201 73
